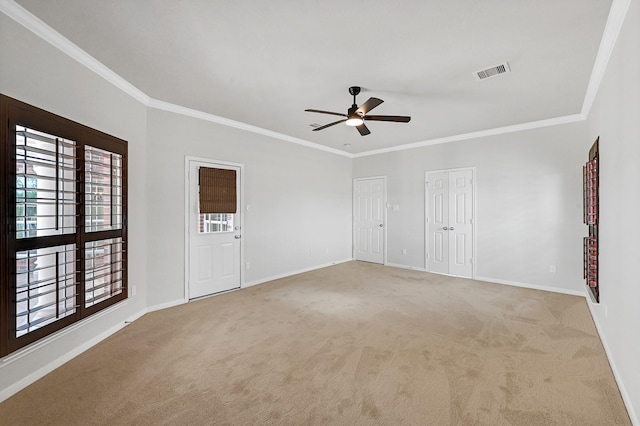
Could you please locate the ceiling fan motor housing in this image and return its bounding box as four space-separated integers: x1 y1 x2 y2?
348 86 361 96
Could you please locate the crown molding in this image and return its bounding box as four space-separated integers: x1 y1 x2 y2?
0 0 351 158
1 0 629 159
353 114 586 158
146 99 352 157
0 0 151 104
581 0 632 117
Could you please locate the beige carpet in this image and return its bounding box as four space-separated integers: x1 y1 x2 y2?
0 261 630 425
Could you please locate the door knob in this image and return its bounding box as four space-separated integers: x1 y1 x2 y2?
449 227 455 231
379 224 384 227
442 227 448 230
234 235 241 239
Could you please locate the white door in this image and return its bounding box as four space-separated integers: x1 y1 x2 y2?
354 177 385 264
188 160 241 299
427 172 449 274
426 169 473 278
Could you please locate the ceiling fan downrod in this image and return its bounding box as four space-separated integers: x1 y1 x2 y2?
348 86 361 107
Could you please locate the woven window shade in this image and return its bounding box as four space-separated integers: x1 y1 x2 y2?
199 167 237 214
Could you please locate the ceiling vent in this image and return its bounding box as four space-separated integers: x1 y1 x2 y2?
474 62 511 81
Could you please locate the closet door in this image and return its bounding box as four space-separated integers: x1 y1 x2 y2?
427 172 449 274
426 169 474 278
447 170 473 277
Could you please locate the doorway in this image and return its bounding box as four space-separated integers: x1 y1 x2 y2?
185 158 243 299
354 177 386 264
425 168 474 278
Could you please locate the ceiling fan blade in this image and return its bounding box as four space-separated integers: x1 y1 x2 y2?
312 119 347 131
364 115 411 123
356 123 371 136
355 97 384 115
305 109 347 117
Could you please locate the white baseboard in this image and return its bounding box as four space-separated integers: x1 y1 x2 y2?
146 298 187 313
382 269 585 299
0 259 356 403
1 300 131 367
0 307 141 403
475 276 638 423
385 262 427 272
474 275 586 297
243 258 353 288
586 301 639 426
0 296 194 403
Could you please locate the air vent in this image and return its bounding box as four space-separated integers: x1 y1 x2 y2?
474 62 511 81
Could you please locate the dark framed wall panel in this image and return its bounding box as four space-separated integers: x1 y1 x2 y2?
0 94 128 357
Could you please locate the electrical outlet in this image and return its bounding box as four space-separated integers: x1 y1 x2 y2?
246 262 251 270
402 249 407 255
131 285 137 296
549 264 556 273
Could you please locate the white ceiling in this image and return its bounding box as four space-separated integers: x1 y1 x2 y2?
11 0 613 154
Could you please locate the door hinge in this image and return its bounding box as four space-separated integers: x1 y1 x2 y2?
470 258 473 264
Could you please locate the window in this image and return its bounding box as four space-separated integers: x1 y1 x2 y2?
199 213 234 233
0 94 128 357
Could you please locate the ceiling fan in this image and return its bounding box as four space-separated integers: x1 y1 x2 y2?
305 86 411 136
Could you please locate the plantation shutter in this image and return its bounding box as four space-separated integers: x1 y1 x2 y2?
1 94 128 357
199 167 237 214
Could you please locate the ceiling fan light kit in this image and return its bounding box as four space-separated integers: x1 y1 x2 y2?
345 116 364 127
305 86 411 136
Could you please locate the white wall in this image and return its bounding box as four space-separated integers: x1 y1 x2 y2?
354 122 588 295
586 0 640 422
2 2 638 421
146 109 353 307
0 13 148 396
0 9 353 398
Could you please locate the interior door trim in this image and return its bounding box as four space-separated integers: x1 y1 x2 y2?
353 176 387 265
184 156 245 301
424 167 476 278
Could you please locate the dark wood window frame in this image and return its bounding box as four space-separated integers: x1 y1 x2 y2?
0 94 128 357
583 138 599 302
